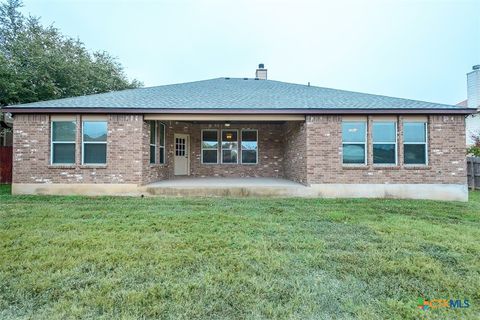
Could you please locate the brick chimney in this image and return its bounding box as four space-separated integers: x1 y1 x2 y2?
255 64 267 80
467 65 480 109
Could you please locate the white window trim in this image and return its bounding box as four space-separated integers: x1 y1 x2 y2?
403 122 429 166
221 129 239 164
342 121 367 165
82 120 107 165
158 122 166 165
372 121 397 166
201 129 219 164
50 121 76 165
240 129 258 165
150 121 157 164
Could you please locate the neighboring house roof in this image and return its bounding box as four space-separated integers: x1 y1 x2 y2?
457 99 479 113
4 78 474 114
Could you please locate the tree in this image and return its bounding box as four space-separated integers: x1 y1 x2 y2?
467 132 480 157
0 0 142 108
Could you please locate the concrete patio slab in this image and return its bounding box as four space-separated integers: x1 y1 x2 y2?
141 177 309 197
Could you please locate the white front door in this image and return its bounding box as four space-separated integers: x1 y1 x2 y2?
174 134 189 175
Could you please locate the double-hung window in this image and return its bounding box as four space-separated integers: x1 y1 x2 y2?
149 121 166 164
372 122 397 165
342 121 367 164
149 121 157 164
221 130 238 163
159 123 165 164
241 130 258 164
51 121 76 164
202 130 218 164
404 122 428 165
82 121 107 164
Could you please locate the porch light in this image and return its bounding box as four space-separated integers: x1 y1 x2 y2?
225 122 231 127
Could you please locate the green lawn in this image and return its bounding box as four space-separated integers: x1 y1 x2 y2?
0 185 479 319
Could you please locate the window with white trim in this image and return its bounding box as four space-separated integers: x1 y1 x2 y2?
82 121 107 164
221 130 238 163
372 122 397 164
149 121 157 164
202 129 218 164
404 122 428 165
241 130 258 164
51 121 76 164
159 122 165 164
342 121 366 164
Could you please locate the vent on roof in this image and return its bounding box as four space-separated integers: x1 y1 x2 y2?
254 78 259 80
225 77 230 80
243 77 248 80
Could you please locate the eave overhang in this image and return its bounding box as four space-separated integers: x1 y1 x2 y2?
2 107 476 115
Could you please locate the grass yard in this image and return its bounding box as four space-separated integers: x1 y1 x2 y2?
0 185 479 319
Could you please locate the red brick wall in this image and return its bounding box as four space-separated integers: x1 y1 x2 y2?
305 115 467 185
13 114 144 184
283 121 307 184
13 114 467 187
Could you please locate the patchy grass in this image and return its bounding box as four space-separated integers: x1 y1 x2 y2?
0 185 479 319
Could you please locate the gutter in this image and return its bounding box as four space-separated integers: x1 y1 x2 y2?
2 107 476 115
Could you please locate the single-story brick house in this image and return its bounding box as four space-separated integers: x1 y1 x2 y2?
4 65 474 200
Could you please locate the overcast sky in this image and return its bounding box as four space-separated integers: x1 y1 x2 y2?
21 0 480 105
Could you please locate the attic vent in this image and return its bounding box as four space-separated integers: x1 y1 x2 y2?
243 77 248 80
225 77 230 80
254 78 259 80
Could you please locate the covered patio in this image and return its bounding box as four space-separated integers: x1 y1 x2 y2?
143 113 308 186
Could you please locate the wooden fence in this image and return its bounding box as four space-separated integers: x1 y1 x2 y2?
467 157 480 190
0 146 13 184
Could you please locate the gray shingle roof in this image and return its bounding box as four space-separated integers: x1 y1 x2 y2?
4 77 468 111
